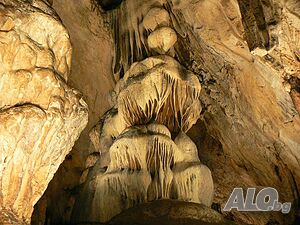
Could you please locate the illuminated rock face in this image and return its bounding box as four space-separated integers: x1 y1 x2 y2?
72 4 213 223
0 0 88 224
29 0 300 224
73 125 213 223
116 55 202 132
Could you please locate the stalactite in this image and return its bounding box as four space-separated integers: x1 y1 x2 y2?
72 1 214 223
109 0 179 80
117 55 201 132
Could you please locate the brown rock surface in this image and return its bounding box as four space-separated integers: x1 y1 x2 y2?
107 200 236 225
0 0 88 224
31 0 115 224
72 124 214 223
172 0 300 224
29 0 300 225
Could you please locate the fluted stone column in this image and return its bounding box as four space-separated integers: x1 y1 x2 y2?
72 2 214 223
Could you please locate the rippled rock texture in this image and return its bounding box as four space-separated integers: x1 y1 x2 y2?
0 0 88 224
5 0 298 224
73 0 300 224
72 49 213 223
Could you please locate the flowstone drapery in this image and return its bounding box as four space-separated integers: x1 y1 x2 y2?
29 0 300 224
72 3 213 223
0 0 88 224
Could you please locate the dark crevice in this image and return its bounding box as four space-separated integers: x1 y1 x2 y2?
237 0 279 51
95 0 123 11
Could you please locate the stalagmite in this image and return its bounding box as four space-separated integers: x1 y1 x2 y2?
73 125 213 223
73 28 211 223
71 0 214 224
28 0 300 224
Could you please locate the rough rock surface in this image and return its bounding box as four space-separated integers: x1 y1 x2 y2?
31 0 115 224
0 0 88 224
72 125 213 223
171 0 300 224
107 200 236 225
116 55 201 132
71 24 213 221
31 0 300 225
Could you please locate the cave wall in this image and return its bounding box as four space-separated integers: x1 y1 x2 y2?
34 0 299 224
0 0 299 225
31 0 116 224
0 0 88 224
172 0 300 224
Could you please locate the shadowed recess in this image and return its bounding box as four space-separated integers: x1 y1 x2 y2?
95 0 123 10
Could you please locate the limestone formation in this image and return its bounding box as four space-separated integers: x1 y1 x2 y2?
117 55 201 132
143 6 177 54
0 0 88 224
147 27 177 54
142 8 170 31
107 200 233 225
69 1 300 224
71 3 213 221
13 0 299 224
72 124 213 223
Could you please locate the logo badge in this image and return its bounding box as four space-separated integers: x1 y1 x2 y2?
223 187 291 214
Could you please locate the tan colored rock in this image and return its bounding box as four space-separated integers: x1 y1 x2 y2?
31 0 300 224
31 0 116 220
142 7 170 31
71 3 207 221
171 0 300 224
147 27 177 54
0 0 88 224
108 200 230 225
0 15 14 31
89 109 126 155
72 124 213 223
175 132 200 163
291 89 300 113
117 55 201 132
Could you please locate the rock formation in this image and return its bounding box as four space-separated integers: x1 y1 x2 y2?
72 124 214 223
107 199 234 225
71 0 299 224
71 5 214 221
0 0 88 224
0 0 297 224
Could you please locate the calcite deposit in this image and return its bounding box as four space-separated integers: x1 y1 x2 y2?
0 0 88 224
72 124 213 223
71 3 214 222
116 55 201 132
0 0 299 225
